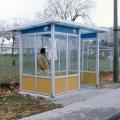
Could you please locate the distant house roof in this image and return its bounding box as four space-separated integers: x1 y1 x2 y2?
0 38 13 44
7 18 108 34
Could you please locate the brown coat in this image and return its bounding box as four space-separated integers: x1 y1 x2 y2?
38 54 49 71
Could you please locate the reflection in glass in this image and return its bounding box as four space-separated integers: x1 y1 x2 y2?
55 34 67 76
68 36 78 74
22 35 35 75
36 34 51 76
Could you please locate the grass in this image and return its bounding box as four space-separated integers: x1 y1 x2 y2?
0 88 61 120
0 55 19 84
89 57 113 71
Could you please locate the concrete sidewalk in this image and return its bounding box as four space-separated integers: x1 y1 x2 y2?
20 86 120 120
51 86 113 106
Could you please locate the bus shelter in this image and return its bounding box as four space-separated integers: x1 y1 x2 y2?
9 19 107 98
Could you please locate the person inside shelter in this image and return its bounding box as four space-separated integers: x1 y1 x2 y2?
37 48 49 75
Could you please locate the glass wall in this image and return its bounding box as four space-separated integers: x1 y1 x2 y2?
68 36 79 74
55 34 67 76
99 47 113 81
55 34 79 76
36 34 51 76
99 47 113 71
81 39 96 72
80 39 97 84
22 34 51 77
22 35 35 75
22 33 79 77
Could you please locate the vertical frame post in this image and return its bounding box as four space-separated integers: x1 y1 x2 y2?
58 44 60 75
51 24 55 98
19 33 23 91
66 35 69 92
96 33 100 87
35 34 37 92
87 43 89 71
82 41 84 71
81 39 84 82
78 30 81 90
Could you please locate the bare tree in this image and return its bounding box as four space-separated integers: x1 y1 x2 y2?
0 20 8 37
0 19 22 57
10 18 30 56
36 0 94 24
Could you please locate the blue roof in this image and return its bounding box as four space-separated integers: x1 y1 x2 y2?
7 18 108 34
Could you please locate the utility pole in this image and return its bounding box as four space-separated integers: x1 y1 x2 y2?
113 0 119 82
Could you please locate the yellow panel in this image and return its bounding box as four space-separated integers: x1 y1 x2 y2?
68 76 78 91
37 78 50 95
22 76 35 92
81 72 96 84
55 78 67 94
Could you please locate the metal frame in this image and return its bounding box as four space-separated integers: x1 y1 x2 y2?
55 32 78 36
58 43 61 76
81 39 84 82
21 32 51 36
96 33 100 87
35 34 37 92
55 74 78 79
19 33 23 91
78 29 81 90
87 43 89 70
20 90 50 96
66 34 69 92
51 24 55 98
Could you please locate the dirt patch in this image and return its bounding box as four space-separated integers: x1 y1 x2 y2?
100 71 113 81
0 83 62 120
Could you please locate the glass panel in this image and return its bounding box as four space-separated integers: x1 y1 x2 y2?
99 47 113 71
81 39 97 84
36 34 51 76
68 36 78 74
88 40 96 71
99 47 114 81
22 35 35 75
55 34 67 76
81 39 96 72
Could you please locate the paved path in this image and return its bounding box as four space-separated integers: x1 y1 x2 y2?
20 87 120 120
51 87 113 106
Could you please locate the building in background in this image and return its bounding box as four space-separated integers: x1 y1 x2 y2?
0 30 20 55
0 37 19 55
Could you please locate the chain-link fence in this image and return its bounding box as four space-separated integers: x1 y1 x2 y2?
0 46 19 84
99 47 113 82
100 47 120 82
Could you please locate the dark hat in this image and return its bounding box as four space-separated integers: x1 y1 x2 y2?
40 48 46 54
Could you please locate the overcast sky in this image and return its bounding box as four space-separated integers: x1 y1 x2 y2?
0 0 119 27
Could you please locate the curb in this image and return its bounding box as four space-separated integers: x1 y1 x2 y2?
107 113 120 120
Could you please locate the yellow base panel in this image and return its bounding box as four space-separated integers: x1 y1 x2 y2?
22 76 50 95
81 72 96 84
68 76 78 91
55 78 67 94
55 76 78 94
22 72 96 96
37 78 50 95
22 76 35 92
